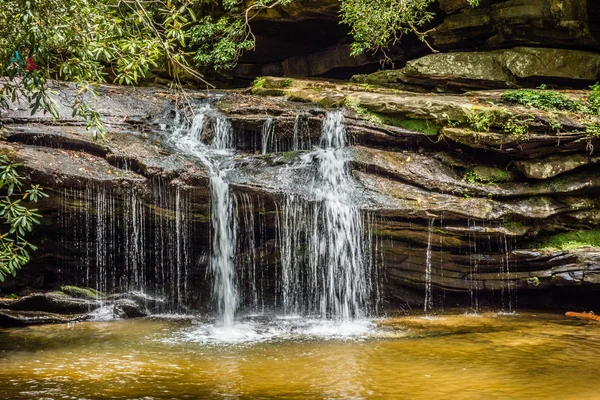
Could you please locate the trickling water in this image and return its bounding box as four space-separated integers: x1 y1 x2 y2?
210 172 238 327
123 188 146 293
424 219 434 315
211 116 233 151
55 105 380 327
261 118 275 155
293 112 312 151
499 234 515 313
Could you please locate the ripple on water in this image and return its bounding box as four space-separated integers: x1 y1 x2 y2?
162 316 380 345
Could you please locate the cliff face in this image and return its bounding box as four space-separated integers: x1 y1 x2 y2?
2 79 599 312
2 2 600 315
226 0 600 83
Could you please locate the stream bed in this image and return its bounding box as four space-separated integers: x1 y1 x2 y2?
0 311 598 399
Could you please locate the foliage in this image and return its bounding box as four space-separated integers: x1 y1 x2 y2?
588 83 600 114
501 83 600 137
252 77 267 89
463 167 511 185
0 157 47 282
340 0 479 60
340 0 436 59
0 0 210 139
467 107 532 137
501 88 580 113
537 229 600 251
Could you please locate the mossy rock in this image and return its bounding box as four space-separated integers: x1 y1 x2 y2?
60 285 103 300
535 230 600 251
465 166 514 184
251 87 287 97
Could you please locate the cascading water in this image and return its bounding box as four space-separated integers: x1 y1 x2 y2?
276 111 376 320
171 109 239 327
209 171 238 328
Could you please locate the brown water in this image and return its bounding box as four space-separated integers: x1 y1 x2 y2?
0 312 598 400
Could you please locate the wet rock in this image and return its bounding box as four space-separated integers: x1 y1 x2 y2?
3 293 102 314
59 286 103 300
441 127 599 159
0 309 88 327
113 299 148 319
108 292 167 313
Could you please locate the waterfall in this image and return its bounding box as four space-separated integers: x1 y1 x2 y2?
210 172 238 327
172 107 239 327
276 111 375 320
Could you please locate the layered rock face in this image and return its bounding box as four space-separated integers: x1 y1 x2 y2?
433 0 600 51
225 0 600 84
2 80 600 313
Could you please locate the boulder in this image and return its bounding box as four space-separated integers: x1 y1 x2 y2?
113 299 148 319
108 292 167 313
60 285 103 300
356 47 600 91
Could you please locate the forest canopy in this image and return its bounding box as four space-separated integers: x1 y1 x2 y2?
0 0 474 82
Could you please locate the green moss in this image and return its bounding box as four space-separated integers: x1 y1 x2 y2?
537 229 600 250
252 77 266 89
60 285 103 299
464 166 513 184
501 88 581 112
393 118 440 136
281 151 300 162
345 98 439 135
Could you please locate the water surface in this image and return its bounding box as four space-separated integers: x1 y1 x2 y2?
0 312 598 399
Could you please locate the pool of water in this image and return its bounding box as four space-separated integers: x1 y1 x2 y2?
0 311 598 399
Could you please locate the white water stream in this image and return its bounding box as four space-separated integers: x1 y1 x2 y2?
169 107 377 339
